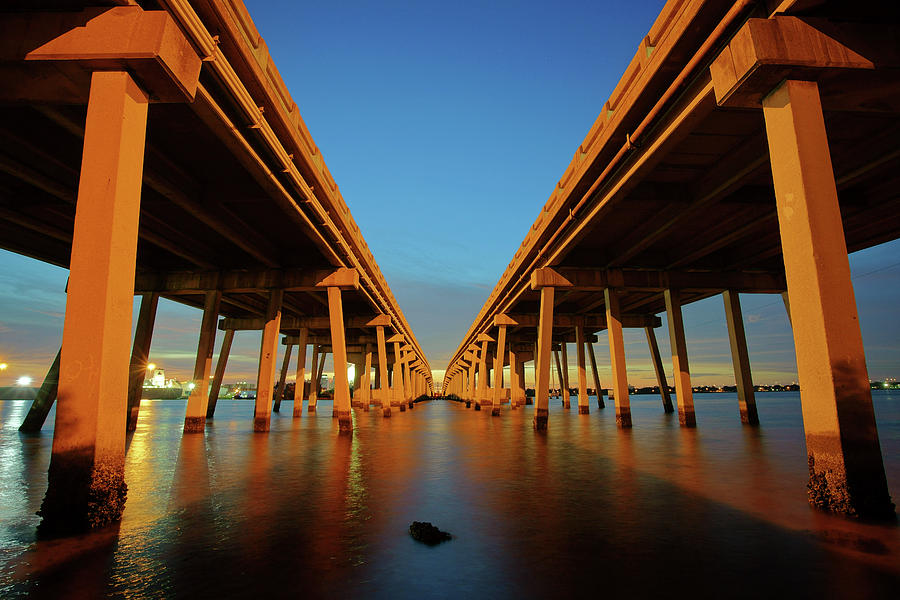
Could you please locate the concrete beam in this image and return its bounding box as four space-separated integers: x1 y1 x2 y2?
0 7 202 103
136 267 359 294
529 267 786 293
504 313 660 330
220 313 385 331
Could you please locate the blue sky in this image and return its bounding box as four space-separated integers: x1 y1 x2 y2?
1 0 898 388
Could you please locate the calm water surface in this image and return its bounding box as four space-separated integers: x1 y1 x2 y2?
1 392 899 598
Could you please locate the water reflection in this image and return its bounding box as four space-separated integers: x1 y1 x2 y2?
0 393 898 598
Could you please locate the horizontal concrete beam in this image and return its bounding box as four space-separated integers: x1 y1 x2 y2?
529 267 786 292
220 313 386 331
711 17 900 109
503 313 660 330
0 7 202 103
136 268 359 293
282 335 377 345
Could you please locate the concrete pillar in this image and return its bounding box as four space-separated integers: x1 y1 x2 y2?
575 325 589 414
665 288 696 427
516 358 526 407
362 342 373 411
723 290 759 425
315 352 326 397
292 328 308 417
126 292 158 431
645 326 674 413
393 342 405 410
492 325 507 416
308 344 319 412
401 352 411 401
376 325 390 416
272 343 293 413
763 79 892 518
605 288 631 428
508 349 519 410
467 360 476 408
207 329 234 419
587 341 604 409
553 349 563 401
19 348 61 433
327 287 352 434
478 340 489 409
39 71 148 537
184 291 222 432
534 286 555 430
560 342 571 408
253 290 282 432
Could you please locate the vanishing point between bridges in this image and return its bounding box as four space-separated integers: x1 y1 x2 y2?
1 0 899 597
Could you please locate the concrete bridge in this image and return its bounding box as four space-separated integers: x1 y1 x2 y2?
441 0 898 519
1 1 431 536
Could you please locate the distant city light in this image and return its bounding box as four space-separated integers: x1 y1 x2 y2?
16 376 32 386
147 363 156 370
0 362 7 371
187 382 196 390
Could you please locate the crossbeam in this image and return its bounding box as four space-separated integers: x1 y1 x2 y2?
503 313 661 330
220 313 386 331
530 267 785 292
136 267 359 293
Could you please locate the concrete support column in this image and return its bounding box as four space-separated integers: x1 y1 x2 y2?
575 325 589 414
588 341 604 409
184 291 222 432
253 290 283 432
517 358 526 406
665 288 696 427
508 350 519 410
492 325 507 416
763 79 892 517
560 342 571 408
207 329 234 419
362 342 373 411
534 286 555 430
273 343 293 413
126 292 158 431
393 342 406 411
308 344 319 412
723 290 759 425
315 352 326 397
19 348 62 433
39 71 148 537
327 287 352 434
605 288 631 428
376 325 390 416
478 340 489 409
467 360 476 408
645 326 674 413
292 328 308 417
553 349 563 400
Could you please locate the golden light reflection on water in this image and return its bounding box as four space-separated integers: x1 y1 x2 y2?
1 394 899 598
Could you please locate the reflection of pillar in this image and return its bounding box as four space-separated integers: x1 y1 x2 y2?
40 71 148 536
665 288 696 427
606 288 631 428
377 326 390 416
207 329 234 419
273 343 293 413
723 291 758 425
763 79 892 517
645 326 673 413
126 292 158 431
534 286 554 430
308 344 319 412
292 328 308 418
253 290 283 432
587 341 604 409
327 287 352 434
575 325 588 414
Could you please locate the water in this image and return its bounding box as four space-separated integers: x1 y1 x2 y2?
1 392 899 598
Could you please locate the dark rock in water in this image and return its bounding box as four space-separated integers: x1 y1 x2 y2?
409 521 451 545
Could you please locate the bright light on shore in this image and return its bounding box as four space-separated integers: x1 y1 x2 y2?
147 363 156 371
16 376 32 386
0 363 7 371
188 382 196 390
